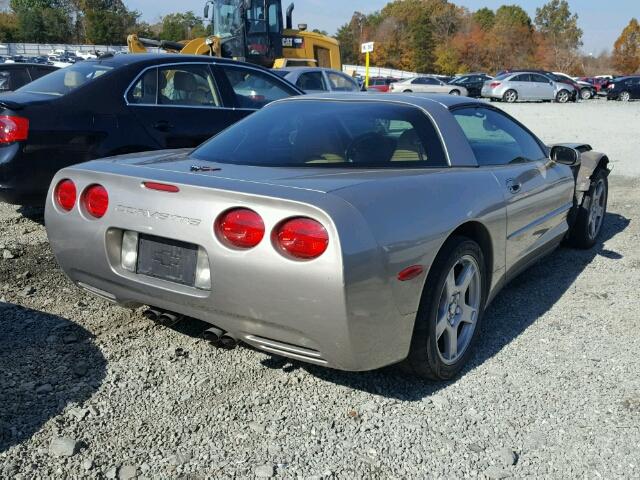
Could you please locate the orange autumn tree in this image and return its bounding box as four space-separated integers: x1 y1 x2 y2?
613 18 640 74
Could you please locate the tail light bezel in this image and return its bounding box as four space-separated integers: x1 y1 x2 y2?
81 184 109 219
215 207 265 250
489 82 502 88
53 179 77 212
274 217 329 261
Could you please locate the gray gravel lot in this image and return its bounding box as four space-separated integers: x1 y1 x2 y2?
1 101 639 479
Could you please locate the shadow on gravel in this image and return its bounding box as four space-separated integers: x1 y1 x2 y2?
0 303 106 453
261 212 630 400
16 206 45 226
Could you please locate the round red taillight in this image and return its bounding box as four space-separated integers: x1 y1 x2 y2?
276 218 329 260
82 184 109 218
54 179 76 211
216 208 265 249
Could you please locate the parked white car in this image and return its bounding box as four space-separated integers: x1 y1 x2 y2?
389 76 468 96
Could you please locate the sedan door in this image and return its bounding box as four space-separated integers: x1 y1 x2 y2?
510 74 536 100
126 63 236 149
451 106 575 277
530 74 555 100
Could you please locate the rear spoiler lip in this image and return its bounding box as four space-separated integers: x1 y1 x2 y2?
0 100 24 111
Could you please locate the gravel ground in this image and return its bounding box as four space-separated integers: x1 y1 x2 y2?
1 102 640 479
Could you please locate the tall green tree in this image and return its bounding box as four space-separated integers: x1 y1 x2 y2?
473 7 495 31
160 11 207 41
535 0 583 71
10 0 73 42
612 18 640 74
78 0 139 44
0 12 20 42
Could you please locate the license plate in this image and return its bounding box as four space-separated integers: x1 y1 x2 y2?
136 234 198 286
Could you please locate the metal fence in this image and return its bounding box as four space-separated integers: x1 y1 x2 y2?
0 43 128 57
342 64 418 79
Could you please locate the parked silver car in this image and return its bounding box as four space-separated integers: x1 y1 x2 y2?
274 67 361 93
389 76 468 96
482 72 577 103
45 94 609 380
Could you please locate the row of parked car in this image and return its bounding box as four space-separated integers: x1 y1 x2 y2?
367 70 640 103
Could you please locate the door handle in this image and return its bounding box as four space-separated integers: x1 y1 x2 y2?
153 121 172 132
506 179 522 194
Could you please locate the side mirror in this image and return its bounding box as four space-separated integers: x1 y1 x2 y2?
551 145 579 166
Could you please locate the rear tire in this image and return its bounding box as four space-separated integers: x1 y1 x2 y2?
503 90 518 103
556 89 571 103
449 89 461 96
404 236 487 380
619 91 631 102
403 89 413 93
568 169 608 249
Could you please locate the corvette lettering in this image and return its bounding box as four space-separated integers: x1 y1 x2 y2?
115 205 202 226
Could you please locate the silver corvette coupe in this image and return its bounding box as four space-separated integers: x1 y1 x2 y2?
45 94 610 380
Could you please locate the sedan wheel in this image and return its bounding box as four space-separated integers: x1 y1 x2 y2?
620 91 631 102
405 236 486 380
556 90 570 103
435 255 481 365
503 90 518 103
580 88 592 100
449 89 461 96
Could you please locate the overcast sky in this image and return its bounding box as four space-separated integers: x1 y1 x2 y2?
126 0 637 54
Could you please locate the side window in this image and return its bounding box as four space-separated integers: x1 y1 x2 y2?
531 74 549 83
9 69 31 90
296 72 327 91
0 70 11 92
158 65 221 107
452 107 546 166
127 68 158 104
412 78 424 84
425 77 440 85
267 1 280 33
221 66 295 109
513 74 530 82
326 72 358 92
29 67 55 81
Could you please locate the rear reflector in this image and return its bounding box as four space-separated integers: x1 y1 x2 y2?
143 182 180 193
54 179 76 212
0 115 29 143
276 217 329 260
121 231 139 272
82 184 109 218
216 208 265 249
397 265 425 282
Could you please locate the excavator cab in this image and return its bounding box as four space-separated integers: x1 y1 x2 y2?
205 0 283 68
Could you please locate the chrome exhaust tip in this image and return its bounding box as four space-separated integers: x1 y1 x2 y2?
203 326 224 345
142 308 161 321
219 334 238 350
156 312 182 327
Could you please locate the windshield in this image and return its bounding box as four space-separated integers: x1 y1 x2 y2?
212 0 243 38
192 100 447 168
17 62 113 96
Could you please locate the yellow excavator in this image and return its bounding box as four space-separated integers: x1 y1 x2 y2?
127 1 341 69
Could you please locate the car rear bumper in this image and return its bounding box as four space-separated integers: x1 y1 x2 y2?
44 167 415 372
0 143 51 205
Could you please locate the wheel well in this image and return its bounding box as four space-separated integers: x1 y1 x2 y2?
448 221 493 284
596 155 610 175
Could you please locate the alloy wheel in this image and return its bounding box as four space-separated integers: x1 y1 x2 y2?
588 178 606 240
620 91 630 102
504 91 517 103
435 255 482 365
557 91 569 103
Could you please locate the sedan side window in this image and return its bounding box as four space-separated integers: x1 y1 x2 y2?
221 66 294 108
0 70 11 92
452 107 546 166
326 71 359 91
296 72 327 91
158 65 221 107
127 68 157 104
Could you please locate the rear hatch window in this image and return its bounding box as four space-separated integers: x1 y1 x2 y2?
192 100 447 168
16 62 113 96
